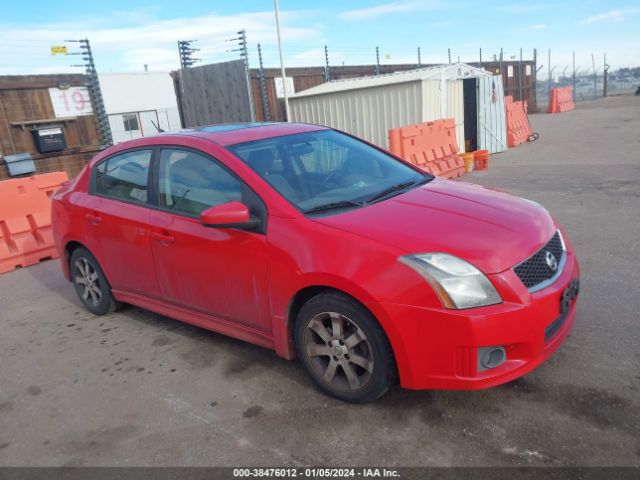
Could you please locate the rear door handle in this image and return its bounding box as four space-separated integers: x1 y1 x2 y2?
152 232 175 246
85 213 102 225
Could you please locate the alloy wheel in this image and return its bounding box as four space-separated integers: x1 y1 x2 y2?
303 312 374 392
74 257 103 307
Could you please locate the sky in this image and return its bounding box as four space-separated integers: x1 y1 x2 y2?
1 1 639 76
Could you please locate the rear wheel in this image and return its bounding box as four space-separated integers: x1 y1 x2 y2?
70 247 120 315
294 292 397 403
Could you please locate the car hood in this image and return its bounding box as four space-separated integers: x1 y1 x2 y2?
313 178 556 274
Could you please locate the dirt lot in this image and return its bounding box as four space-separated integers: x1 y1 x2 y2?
1 95 639 467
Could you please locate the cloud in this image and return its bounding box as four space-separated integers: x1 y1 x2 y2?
579 8 640 25
495 4 552 14
580 10 624 24
512 23 547 33
0 8 321 74
339 1 449 21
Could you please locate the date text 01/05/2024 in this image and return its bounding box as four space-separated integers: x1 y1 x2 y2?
232 468 400 477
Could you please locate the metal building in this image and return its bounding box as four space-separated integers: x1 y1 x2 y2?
289 63 507 154
462 75 508 154
99 72 182 144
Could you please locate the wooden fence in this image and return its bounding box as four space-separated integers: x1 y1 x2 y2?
0 74 102 180
172 60 253 127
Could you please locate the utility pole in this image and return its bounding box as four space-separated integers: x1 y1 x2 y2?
257 44 271 121
67 38 112 147
572 51 576 103
518 47 523 101
417 47 421 68
447 48 451 64
227 30 255 121
591 53 597 100
237 30 255 121
499 47 503 74
547 48 551 101
479 47 482 67
375 46 380 75
273 0 290 121
533 48 538 110
324 45 330 82
177 40 199 69
603 52 609 97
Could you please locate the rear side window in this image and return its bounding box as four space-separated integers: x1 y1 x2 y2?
94 150 152 204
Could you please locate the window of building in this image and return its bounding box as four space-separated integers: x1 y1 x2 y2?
123 113 139 132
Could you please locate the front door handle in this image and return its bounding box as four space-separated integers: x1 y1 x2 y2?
152 232 175 246
85 213 102 225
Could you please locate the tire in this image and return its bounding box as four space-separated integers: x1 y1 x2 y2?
294 292 397 403
69 247 120 315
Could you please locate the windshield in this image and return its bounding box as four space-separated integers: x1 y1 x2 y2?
227 129 432 213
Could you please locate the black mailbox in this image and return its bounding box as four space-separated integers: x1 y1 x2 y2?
31 126 66 153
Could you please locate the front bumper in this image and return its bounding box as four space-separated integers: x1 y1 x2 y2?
367 250 580 390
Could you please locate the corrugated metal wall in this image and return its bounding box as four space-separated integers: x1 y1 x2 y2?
290 79 467 151
290 81 423 149
421 80 465 152
477 76 508 154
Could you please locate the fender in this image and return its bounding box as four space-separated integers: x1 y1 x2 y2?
271 272 379 360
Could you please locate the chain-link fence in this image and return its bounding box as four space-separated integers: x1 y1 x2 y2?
534 50 638 110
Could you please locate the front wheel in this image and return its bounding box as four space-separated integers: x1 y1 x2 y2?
70 247 120 315
294 292 397 403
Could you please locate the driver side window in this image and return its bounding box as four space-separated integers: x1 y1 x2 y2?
158 149 242 217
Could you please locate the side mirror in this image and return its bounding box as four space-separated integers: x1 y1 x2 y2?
200 201 259 230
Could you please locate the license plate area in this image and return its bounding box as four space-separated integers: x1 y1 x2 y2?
560 279 580 314
545 279 580 343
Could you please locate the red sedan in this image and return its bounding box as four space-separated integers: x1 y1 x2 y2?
52 123 579 403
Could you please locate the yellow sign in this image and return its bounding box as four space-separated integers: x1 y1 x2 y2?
50 46 68 56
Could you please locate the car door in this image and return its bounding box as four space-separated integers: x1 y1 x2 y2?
78 148 161 298
148 147 271 332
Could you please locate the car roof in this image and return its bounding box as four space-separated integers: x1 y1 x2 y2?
170 122 328 146
88 122 333 166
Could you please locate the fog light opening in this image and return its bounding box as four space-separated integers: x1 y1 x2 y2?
477 346 506 371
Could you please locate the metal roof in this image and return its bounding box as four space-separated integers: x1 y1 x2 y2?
289 63 490 99
184 122 278 133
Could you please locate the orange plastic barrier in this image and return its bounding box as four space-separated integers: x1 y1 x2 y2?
0 172 68 274
505 96 533 148
388 119 465 179
548 87 575 113
473 150 489 171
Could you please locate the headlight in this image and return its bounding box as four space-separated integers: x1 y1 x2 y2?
398 253 502 309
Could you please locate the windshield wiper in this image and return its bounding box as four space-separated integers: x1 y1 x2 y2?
303 200 365 214
366 178 427 205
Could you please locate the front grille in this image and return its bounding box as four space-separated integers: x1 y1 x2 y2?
513 231 565 291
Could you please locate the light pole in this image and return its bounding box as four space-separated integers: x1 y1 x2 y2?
274 0 290 122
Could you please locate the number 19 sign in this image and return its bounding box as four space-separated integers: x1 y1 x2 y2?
49 87 94 118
